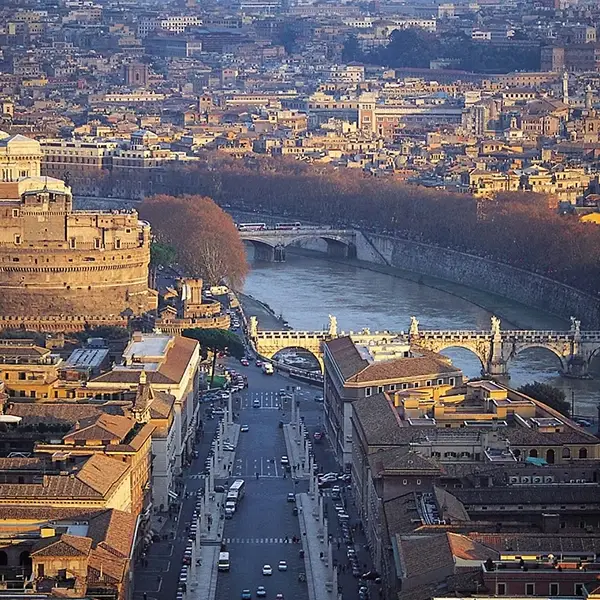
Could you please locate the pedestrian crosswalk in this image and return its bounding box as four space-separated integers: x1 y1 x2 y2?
223 537 344 545
240 391 285 410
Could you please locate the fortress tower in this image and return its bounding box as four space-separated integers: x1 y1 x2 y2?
0 134 157 330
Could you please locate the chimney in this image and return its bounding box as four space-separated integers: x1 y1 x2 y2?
74 420 80 430
132 331 143 342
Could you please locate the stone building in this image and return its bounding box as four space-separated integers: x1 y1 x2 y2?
0 151 157 329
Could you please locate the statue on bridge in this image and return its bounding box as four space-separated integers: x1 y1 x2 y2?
249 316 258 339
409 316 419 337
491 315 501 336
328 315 338 337
570 316 581 336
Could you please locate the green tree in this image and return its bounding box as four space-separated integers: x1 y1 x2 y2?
518 382 571 417
150 242 177 269
182 328 245 387
342 34 362 63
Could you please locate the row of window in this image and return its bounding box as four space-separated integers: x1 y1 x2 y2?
497 583 584 596
364 378 455 396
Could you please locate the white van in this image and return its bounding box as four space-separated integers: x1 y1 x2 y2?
225 501 236 518
218 552 230 571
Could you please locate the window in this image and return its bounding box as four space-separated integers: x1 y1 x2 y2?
526 583 535 596
562 447 571 459
94 238 101 249
437 379 443 385
12 208 19 217
403 479 407 485
365 387 372 397
575 584 583 596
496 583 506 595
579 448 588 459
377 386 384 394
69 237 76 249
549 583 559 596
18 372 26 380
416 479 421 485
115 239 121 249
389 384 396 391
449 377 455 385
14 234 21 244
413 382 419 388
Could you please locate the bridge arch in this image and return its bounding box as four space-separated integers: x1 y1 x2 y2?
272 346 323 373
418 340 489 372
242 239 278 262
509 343 568 374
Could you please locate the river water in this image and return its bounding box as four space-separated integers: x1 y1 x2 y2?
242 249 600 417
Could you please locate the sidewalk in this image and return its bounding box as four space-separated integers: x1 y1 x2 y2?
214 423 241 479
297 492 336 600
283 423 311 480
191 491 227 600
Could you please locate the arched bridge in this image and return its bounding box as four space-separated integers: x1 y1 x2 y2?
239 227 356 262
249 315 600 379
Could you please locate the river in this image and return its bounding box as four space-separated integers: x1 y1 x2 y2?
242 249 600 417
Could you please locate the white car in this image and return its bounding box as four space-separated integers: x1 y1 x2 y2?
280 456 289 465
262 564 273 576
240 425 249 432
278 560 288 571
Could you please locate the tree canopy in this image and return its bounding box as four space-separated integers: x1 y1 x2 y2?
182 328 245 359
140 194 248 289
150 242 177 270
518 382 571 417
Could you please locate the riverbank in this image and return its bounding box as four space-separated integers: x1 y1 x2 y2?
237 292 290 330
287 246 567 331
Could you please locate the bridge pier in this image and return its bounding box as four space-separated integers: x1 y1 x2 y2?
564 355 592 379
326 240 353 259
254 244 275 262
274 244 286 262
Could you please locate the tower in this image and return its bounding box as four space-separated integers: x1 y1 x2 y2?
562 70 569 105
585 85 593 111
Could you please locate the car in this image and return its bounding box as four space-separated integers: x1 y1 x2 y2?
361 571 381 581
262 564 273 576
256 359 262 367
256 587 266 598
224 445 235 452
280 456 289 465
241 591 252 600
314 394 324 402
240 358 249 366
278 560 288 571
276 595 284 599
331 485 341 494
287 493 295 503
240 424 249 432
253 400 261 408
214 485 226 493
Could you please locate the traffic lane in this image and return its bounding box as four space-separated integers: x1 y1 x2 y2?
224 479 301 541
216 541 307 600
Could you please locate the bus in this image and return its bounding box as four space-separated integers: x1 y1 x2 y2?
218 552 230 571
274 222 301 230
237 223 267 231
229 479 245 500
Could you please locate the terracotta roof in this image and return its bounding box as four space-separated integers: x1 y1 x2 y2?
0 457 49 471
434 487 470 523
87 508 136 559
149 390 175 419
352 393 402 446
0 344 50 358
453 485 600 506
383 492 422 536
447 533 498 561
368 448 440 476
396 533 453 579
325 336 368 380
88 546 127 584
64 414 133 444
157 335 198 382
349 355 460 384
8 403 103 425
0 506 104 522
76 454 130 496
469 533 600 554
31 534 92 557
91 370 174 385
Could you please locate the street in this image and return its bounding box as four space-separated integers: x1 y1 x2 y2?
134 349 375 600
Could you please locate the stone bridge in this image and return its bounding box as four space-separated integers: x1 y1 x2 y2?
239 227 356 262
249 315 600 379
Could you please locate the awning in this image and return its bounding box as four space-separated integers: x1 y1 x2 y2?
525 456 547 466
168 489 179 501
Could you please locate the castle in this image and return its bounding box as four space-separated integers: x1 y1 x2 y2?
0 131 157 330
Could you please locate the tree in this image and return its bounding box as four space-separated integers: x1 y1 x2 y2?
342 35 362 63
140 195 249 289
182 328 245 386
149 242 177 288
518 382 571 417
